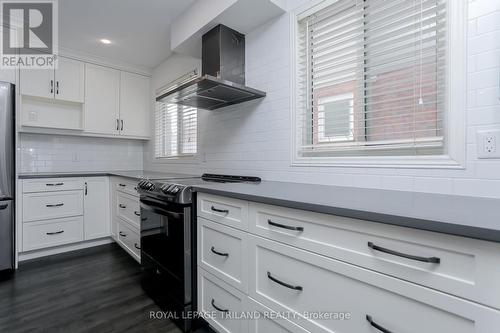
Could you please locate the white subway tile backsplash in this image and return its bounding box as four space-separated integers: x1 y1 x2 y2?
414 177 454 194
476 49 500 70
453 178 500 198
379 176 414 191
20 133 143 173
468 0 500 19
476 87 500 107
476 11 500 34
469 68 500 90
468 30 500 55
467 105 500 125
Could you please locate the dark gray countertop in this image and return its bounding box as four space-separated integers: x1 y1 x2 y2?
18 170 198 181
193 181 500 243
18 171 500 242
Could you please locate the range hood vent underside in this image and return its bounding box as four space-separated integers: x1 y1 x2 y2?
156 75 266 110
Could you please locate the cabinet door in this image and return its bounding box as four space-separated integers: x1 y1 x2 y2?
109 178 118 238
83 177 110 240
84 64 120 135
119 72 150 137
55 57 84 103
20 68 54 99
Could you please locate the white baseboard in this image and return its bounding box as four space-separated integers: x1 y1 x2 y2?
18 237 115 262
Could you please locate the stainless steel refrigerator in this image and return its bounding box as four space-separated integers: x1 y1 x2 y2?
0 81 15 272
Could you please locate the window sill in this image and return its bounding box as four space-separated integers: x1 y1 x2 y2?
291 155 465 169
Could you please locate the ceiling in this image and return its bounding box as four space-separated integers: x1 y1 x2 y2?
58 0 195 69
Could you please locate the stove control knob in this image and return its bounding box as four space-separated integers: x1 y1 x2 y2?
147 183 156 191
171 186 180 194
160 184 170 194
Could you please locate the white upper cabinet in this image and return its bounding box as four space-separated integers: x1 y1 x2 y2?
20 56 84 103
84 64 121 136
119 71 150 138
19 56 151 139
55 57 85 103
83 177 110 240
20 68 54 99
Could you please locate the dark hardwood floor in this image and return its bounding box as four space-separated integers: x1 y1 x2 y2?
0 244 183 333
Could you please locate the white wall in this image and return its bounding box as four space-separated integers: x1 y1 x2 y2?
20 133 143 173
145 0 500 198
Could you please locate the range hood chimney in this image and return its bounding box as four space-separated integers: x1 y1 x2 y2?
156 24 266 110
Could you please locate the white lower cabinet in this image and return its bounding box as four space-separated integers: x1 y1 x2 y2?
198 267 311 333
23 190 83 222
23 178 84 193
20 177 111 255
199 268 248 333
117 219 141 261
198 218 248 292
247 298 311 333
249 202 500 310
248 235 500 333
196 193 500 333
198 193 249 231
19 176 140 261
83 177 110 240
23 216 84 251
116 191 140 228
110 176 141 262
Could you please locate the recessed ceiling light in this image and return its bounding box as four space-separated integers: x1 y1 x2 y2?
100 39 112 45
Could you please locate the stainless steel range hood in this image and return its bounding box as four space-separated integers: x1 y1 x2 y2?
156 25 266 110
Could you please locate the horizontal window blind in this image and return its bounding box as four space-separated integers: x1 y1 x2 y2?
296 0 447 157
155 101 197 158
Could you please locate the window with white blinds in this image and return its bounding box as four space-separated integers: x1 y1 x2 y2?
295 0 447 159
155 102 197 158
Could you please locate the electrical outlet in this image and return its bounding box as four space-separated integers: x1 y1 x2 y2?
477 130 500 159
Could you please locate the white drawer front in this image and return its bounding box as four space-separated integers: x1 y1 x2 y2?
117 220 140 261
249 235 500 333
198 269 248 333
198 193 248 231
23 178 84 193
247 298 311 333
117 192 140 228
23 190 83 222
23 216 84 251
115 179 139 197
249 202 500 309
198 218 248 292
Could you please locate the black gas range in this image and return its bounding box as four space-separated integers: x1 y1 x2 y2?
137 174 260 332
138 173 261 204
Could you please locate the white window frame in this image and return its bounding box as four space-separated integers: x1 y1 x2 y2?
154 102 198 160
290 0 467 169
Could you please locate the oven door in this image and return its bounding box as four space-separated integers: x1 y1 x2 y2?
139 195 192 317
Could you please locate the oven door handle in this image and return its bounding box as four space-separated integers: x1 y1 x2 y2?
140 199 183 219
